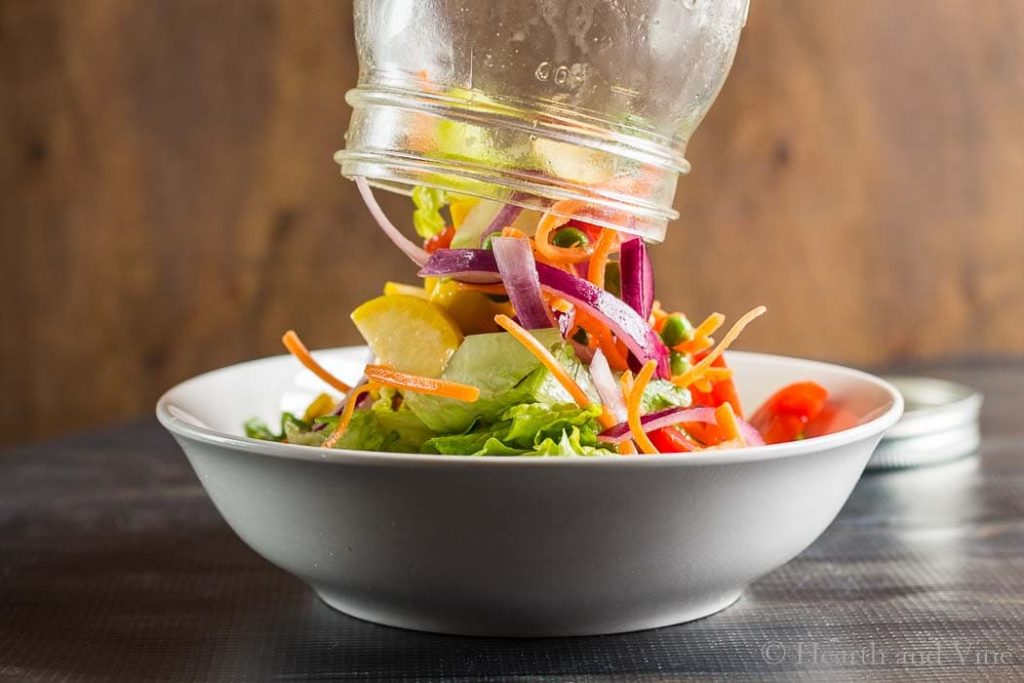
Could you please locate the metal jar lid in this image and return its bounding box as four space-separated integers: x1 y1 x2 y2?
867 376 983 470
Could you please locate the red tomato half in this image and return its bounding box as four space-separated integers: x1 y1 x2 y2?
804 403 860 438
749 381 829 444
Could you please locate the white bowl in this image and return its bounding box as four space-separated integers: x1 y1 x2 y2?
157 348 902 637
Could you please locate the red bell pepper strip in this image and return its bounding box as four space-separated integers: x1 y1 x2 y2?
649 426 698 453
424 225 455 254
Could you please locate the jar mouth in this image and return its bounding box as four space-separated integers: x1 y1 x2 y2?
348 84 692 174
335 84 687 241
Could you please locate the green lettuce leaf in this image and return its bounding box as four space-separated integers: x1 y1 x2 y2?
411 186 448 238
370 388 435 452
532 427 610 456
405 329 597 433
421 402 611 456
421 422 512 455
503 402 603 446
640 379 692 413
244 417 280 442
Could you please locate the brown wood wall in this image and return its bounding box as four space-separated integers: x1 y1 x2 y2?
2 0 1022 446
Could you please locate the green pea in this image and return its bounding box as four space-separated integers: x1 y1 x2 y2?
551 227 590 248
670 350 690 377
660 314 694 347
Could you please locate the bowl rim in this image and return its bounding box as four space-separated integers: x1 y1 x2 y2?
156 349 903 468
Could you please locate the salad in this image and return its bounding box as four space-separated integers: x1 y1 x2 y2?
246 180 836 455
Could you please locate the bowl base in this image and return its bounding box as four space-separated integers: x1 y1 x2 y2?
314 587 742 637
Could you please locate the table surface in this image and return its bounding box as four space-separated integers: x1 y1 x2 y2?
2 359 1023 682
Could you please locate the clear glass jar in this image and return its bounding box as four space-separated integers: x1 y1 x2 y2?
335 0 748 241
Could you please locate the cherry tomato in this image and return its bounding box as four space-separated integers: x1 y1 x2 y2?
649 426 698 453
424 225 455 253
804 403 859 438
749 381 829 444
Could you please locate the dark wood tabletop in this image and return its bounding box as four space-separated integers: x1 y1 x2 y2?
2 359 1023 682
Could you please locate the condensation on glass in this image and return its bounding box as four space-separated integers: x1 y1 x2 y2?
336 0 748 241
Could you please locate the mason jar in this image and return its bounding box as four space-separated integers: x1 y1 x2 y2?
335 0 748 241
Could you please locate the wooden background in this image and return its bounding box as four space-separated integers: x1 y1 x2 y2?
2 0 1022 446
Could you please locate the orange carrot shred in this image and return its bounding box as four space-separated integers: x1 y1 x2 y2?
586 228 619 288
704 367 733 382
692 378 713 393
618 440 638 455
620 369 634 397
549 298 573 314
363 365 480 402
323 382 376 449
573 306 628 371
501 227 529 240
596 334 629 372
627 360 660 455
533 200 595 265
692 312 726 340
676 335 714 356
673 306 767 388
715 402 744 445
282 330 353 394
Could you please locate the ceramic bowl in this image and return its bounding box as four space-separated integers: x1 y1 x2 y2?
157 348 902 637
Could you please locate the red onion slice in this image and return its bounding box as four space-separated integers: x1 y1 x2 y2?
589 350 626 423
355 177 429 266
491 237 551 330
598 407 716 443
597 406 765 447
418 248 502 283
419 248 670 377
535 262 670 378
620 237 654 320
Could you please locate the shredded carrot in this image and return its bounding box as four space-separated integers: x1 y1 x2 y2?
323 382 376 449
501 226 529 240
586 228 619 288
596 334 629 372
650 301 669 330
364 364 480 402
676 335 714 356
282 330 353 394
620 369 634 397
692 312 726 341
704 367 733 382
571 306 628 371
618 440 638 455
533 200 595 265
673 306 767 388
494 314 617 430
627 360 660 454
714 402 744 445
692 378 713 393
549 298 573 314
